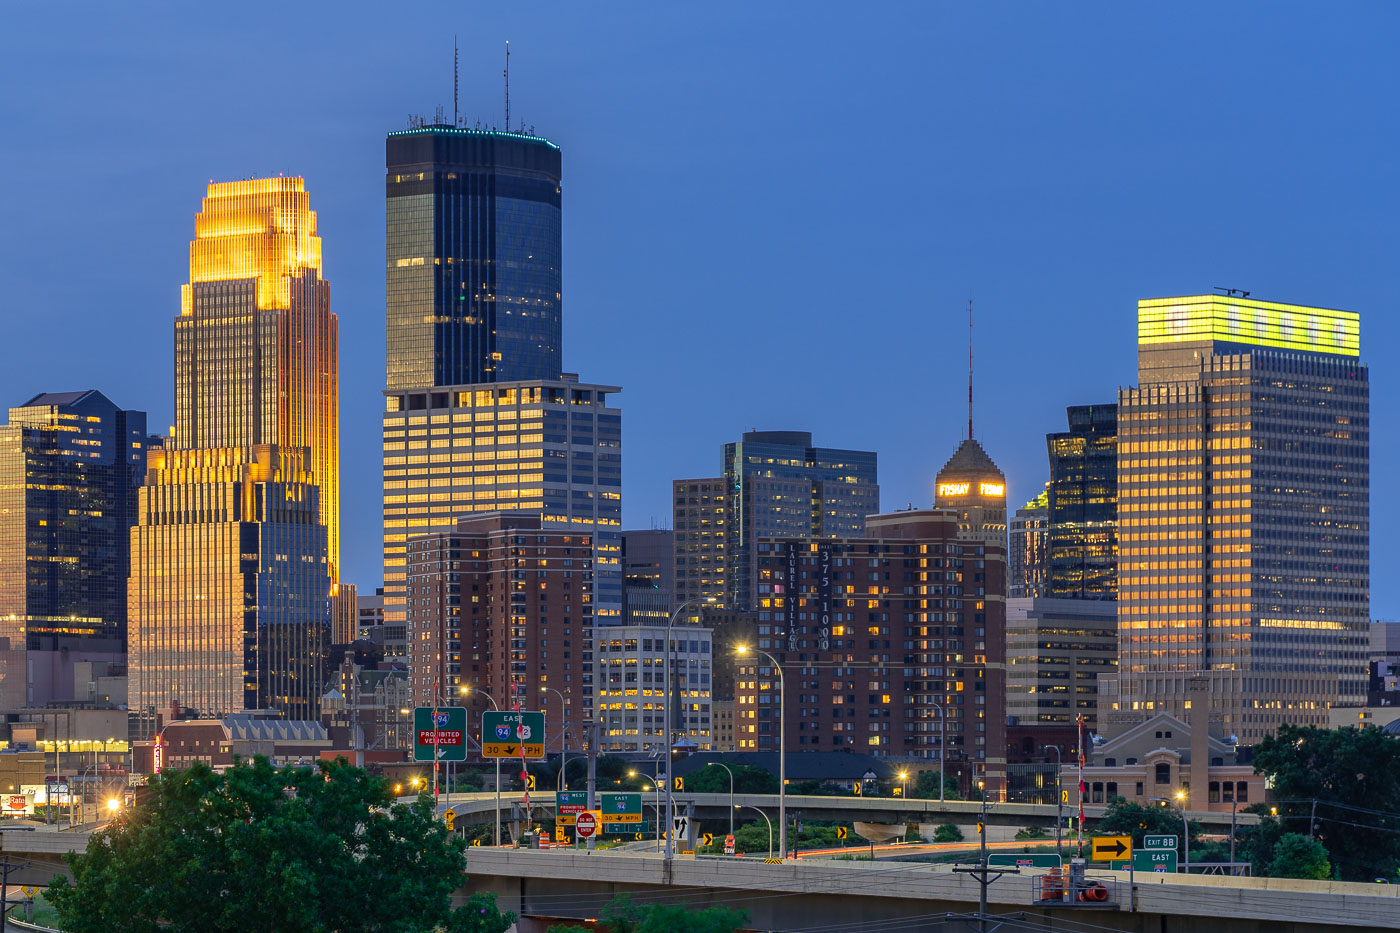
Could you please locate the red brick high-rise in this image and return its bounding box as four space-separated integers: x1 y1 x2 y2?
406 512 592 751
736 508 1007 795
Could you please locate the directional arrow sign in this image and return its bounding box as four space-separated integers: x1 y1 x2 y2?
1090 835 1131 862
673 815 690 840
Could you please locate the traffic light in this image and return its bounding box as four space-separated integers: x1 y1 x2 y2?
852 781 862 797
836 826 848 840
526 774 536 791
673 776 684 792
443 808 456 831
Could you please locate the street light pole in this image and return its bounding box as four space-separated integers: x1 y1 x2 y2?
740 646 786 860
663 597 712 861
631 771 662 850
1047 744 1062 858
931 699 945 803
736 804 773 858
468 686 501 846
707 761 735 838
542 686 568 795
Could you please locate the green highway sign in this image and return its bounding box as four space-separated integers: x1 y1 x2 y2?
556 791 588 826
1134 849 1178 873
988 853 1062 869
414 707 467 762
1143 834 1178 850
482 710 546 758
599 792 642 824
605 820 652 834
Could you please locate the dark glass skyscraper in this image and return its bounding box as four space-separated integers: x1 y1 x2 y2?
385 128 563 390
0 390 148 709
1046 404 1118 600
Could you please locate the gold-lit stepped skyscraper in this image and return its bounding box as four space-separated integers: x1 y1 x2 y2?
176 177 340 583
128 445 330 735
1113 295 1369 741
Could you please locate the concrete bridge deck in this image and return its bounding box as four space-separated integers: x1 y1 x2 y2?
462 847 1400 932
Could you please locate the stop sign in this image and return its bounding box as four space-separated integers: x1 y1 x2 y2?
576 811 598 838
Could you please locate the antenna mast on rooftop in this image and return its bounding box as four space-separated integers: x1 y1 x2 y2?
504 40 510 131
967 298 974 440
453 35 459 126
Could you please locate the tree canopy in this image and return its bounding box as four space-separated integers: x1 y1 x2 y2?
47 757 514 933
1095 798 1201 848
685 763 777 795
910 771 961 801
1252 724 1400 881
1268 833 1332 880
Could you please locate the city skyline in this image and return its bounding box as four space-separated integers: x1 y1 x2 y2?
5 4 1399 618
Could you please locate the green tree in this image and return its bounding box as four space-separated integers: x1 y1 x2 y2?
910 771 961 801
1253 724 1400 881
1268 833 1332 880
686 763 777 794
1095 798 1200 848
932 823 963 843
47 757 514 933
548 894 747 933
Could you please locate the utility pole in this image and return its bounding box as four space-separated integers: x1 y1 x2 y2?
0 855 11 924
952 793 1016 933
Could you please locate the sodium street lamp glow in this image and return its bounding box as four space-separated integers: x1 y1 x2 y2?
735 644 787 860
106 799 119 813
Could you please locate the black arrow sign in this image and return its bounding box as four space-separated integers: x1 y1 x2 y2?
1094 838 1128 857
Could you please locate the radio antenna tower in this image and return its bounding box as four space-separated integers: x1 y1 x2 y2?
504 40 510 130
967 298 974 440
453 36 459 126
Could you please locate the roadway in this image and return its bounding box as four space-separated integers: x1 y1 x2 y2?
460 846 1400 932
422 789 1258 833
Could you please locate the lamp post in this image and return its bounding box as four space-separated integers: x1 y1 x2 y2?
707 761 735 839
630 770 663 850
467 686 501 846
1229 798 1239 867
735 804 773 858
1047 744 1062 858
542 686 569 796
737 645 786 860
897 771 908 799
1151 795 1191 874
663 597 714 861
1175 790 1190 873
930 699 945 803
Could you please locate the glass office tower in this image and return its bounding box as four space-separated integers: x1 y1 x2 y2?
385 128 562 390
1116 295 1369 740
1046 404 1118 600
176 177 340 583
129 445 330 737
0 391 148 709
381 376 623 630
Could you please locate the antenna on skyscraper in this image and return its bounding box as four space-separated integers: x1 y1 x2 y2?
967 298 974 440
454 35 459 126
504 40 511 131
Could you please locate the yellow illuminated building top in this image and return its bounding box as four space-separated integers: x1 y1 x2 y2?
182 177 322 314
1138 295 1359 358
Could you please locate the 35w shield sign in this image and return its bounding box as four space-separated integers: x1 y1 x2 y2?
414 706 467 762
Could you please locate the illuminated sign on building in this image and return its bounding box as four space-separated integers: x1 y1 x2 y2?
938 481 1004 498
1138 296 1360 358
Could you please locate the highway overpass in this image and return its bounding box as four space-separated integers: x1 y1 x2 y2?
461 847 1398 933
429 790 1259 834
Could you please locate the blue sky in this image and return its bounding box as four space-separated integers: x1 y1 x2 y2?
3 2 1396 616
